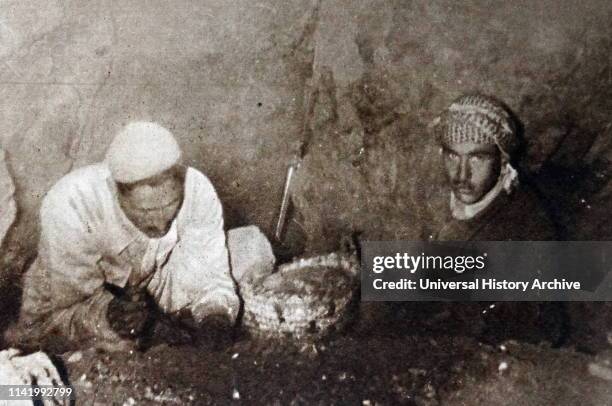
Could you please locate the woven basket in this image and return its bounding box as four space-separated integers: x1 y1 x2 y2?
241 252 359 340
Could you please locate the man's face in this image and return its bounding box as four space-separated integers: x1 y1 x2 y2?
117 166 185 238
442 141 502 204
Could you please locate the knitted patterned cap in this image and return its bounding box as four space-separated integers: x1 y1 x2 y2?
435 94 518 155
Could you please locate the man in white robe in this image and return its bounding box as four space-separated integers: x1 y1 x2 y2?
6 122 274 352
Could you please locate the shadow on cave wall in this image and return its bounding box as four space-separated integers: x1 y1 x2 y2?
0 0 611 351
1 1 610 268
0 221 30 349
527 159 610 240
290 14 612 250
291 67 612 251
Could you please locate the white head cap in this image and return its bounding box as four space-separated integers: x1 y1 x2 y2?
106 121 182 183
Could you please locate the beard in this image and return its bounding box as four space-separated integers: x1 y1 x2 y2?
451 182 484 204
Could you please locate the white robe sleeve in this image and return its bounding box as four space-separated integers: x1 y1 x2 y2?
150 169 240 322
16 186 131 352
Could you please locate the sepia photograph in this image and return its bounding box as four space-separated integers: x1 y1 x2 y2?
0 0 611 404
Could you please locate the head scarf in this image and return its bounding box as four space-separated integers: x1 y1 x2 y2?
435 94 518 159
433 94 520 220
106 122 182 184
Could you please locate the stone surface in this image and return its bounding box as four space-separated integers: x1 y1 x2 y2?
0 149 16 249
0 0 610 270
291 0 612 249
227 225 275 283
0 0 315 271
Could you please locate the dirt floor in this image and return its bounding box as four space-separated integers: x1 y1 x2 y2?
53 303 612 406
0 2 610 405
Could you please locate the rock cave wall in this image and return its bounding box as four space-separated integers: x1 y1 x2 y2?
0 0 610 284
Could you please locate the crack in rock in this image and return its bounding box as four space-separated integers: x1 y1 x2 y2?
0 148 16 247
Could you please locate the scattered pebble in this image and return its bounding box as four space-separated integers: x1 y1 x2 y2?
423 383 436 398
498 361 509 373
322 374 327 381
499 344 507 352
232 388 240 400
95 361 110 375
589 363 612 382
77 374 92 389
232 353 239 360
144 386 181 403
67 351 83 364
408 368 427 376
362 400 372 406
489 304 496 309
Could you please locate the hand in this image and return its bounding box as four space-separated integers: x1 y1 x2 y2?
197 313 235 350
107 292 151 339
175 309 235 350
150 313 196 347
199 313 234 333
